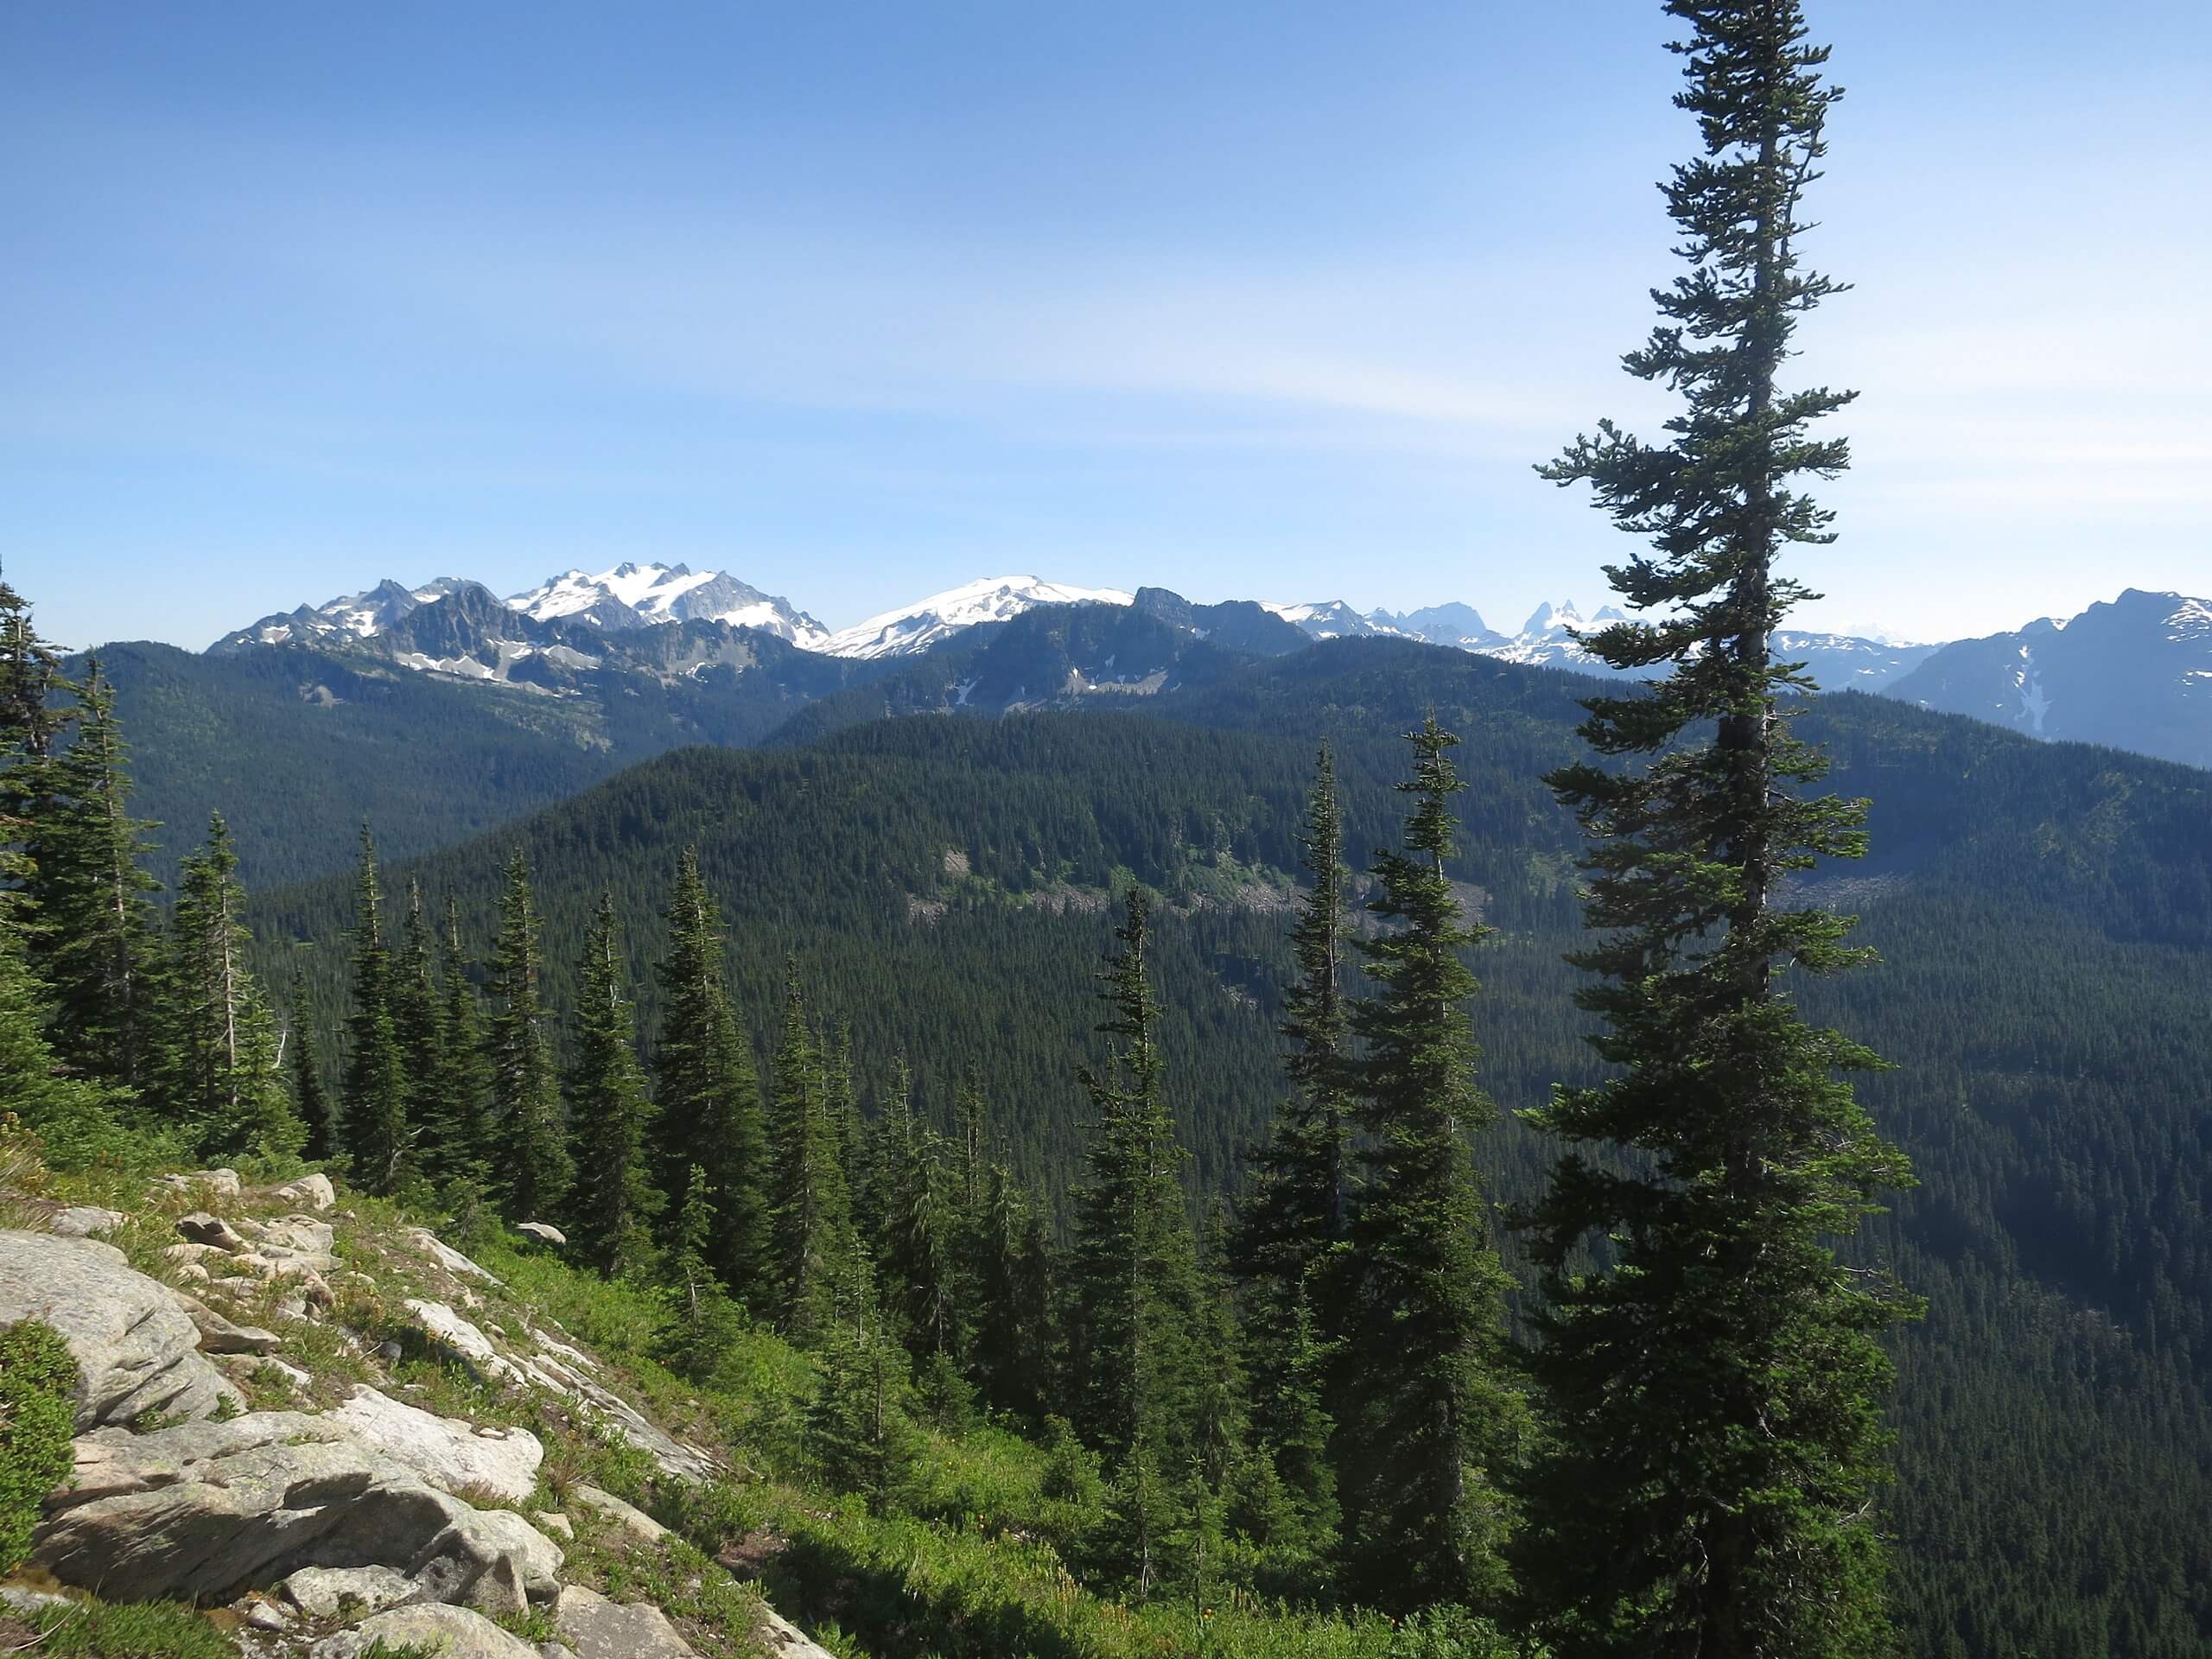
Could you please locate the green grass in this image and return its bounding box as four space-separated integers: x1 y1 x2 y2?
16 1599 238 1659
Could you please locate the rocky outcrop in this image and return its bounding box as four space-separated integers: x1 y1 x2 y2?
35 1412 561 1608
555 1583 696 1657
0 1230 240 1429
570 1483 667 1547
308 1603 541 1658
329 1386 543 1504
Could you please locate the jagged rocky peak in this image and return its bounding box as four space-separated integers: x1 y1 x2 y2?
505 561 830 646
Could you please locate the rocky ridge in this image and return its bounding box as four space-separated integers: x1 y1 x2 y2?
0 1171 830 1659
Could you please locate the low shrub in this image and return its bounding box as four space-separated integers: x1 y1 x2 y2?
0 1318 79 1571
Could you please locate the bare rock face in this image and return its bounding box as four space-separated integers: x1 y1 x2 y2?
34 1411 562 1608
309 1602 543 1658
554 1584 697 1658
331 1385 543 1504
0 1230 241 1429
515 1222 566 1247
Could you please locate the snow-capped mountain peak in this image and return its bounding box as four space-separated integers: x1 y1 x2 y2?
505 562 829 646
818 576 1135 660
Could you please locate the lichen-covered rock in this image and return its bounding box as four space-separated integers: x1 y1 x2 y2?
154 1168 241 1199
758 1605 841 1659
309 1602 542 1658
48 1207 124 1239
331 1386 543 1504
554 1584 697 1658
0 1230 240 1430
35 1411 561 1608
271 1173 336 1211
259 1215 338 1256
168 1288 280 1355
277 1562 419 1620
403 1228 501 1284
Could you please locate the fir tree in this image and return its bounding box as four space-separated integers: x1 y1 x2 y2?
435 895 494 1185
171 813 299 1160
488 850 570 1220
565 889 660 1276
806 1317 927 1510
288 967 337 1164
766 976 863 1343
21 660 164 1096
1064 888 1206 1593
0 582 69 767
872 1060 957 1362
660 1170 745 1383
653 850 769 1299
1525 6 1917 1651
1335 716 1524 1613
390 880 448 1179
340 826 410 1192
1230 746 1350 1551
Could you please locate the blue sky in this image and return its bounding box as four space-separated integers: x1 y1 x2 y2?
5 1 2207 652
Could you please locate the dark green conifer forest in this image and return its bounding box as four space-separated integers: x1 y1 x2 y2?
5 5 2211 1656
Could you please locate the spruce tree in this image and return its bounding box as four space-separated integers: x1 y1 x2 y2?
766 977 863 1343
488 850 570 1220
565 889 660 1276
435 896 495 1185
1335 716 1524 1613
171 813 300 1161
22 660 164 1096
1230 746 1350 1551
654 849 770 1299
340 826 410 1192
289 967 338 1164
1525 5 1916 1652
1064 888 1206 1593
0 899 119 1166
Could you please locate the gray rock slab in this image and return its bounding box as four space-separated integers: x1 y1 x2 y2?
554 1583 696 1659
0 1230 241 1430
310 1603 542 1659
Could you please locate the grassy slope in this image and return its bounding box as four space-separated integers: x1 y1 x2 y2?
9 1148 1493 1659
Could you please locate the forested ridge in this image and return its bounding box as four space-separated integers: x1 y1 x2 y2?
229 669 2212 1656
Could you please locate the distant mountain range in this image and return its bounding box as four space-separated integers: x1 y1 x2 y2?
188 560 2205 772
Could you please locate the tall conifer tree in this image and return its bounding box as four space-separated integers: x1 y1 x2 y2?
1230 747 1351 1548
766 977 862 1343
171 813 300 1160
872 1061 957 1361
340 826 410 1192
22 661 164 1096
289 967 337 1164
1335 717 1524 1613
565 889 660 1275
654 850 769 1297
488 850 571 1219
1525 5 1916 1652
1064 889 1206 1593
390 879 447 1177
435 895 494 1184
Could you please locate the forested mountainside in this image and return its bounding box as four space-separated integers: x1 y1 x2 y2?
77 626 891 887
249 658 2212 1657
